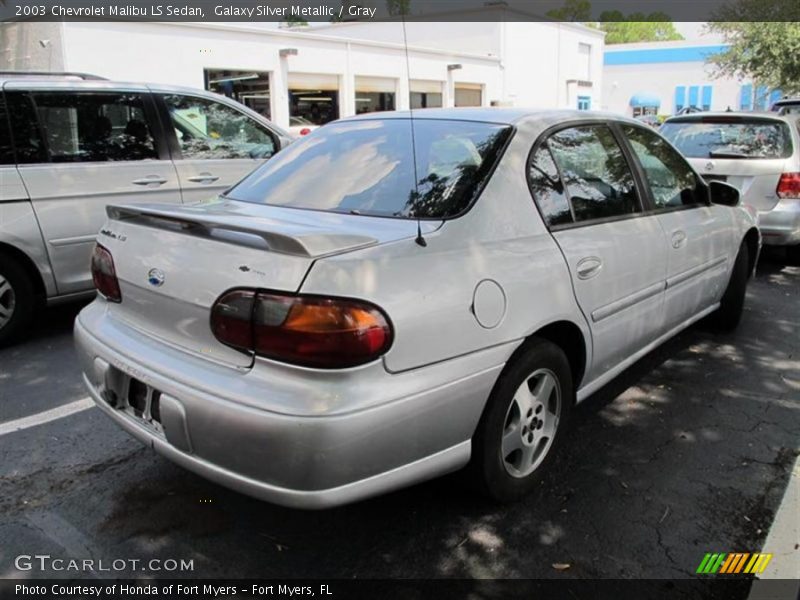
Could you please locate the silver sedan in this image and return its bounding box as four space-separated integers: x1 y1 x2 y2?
75 109 759 508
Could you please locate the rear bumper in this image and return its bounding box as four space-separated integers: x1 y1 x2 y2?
74 301 510 508
758 199 800 246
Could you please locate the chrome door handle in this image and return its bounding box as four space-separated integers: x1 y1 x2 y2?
671 230 687 249
187 174 220 184
132 176 168 186
576 256 603 280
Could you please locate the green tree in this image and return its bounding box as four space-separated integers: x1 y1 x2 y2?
546 2 683 43
546 0 591 21
598 12 684 44
282 15 308 27
706 21 800 95
386 0 411 16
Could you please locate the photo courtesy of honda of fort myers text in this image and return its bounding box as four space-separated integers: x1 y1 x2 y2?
0 0 799 599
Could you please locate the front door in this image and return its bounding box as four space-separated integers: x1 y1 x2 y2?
157 93 278 204
6 87 181 295
621 125 735 328
531 124 668 381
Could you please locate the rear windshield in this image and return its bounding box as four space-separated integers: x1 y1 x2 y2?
660 119 793 159
226 118 512 219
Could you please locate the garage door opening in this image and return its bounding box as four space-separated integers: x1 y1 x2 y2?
289 73 340 126
204 69 271 119
355 76 397 115
455 83 483 107
410 79 443 109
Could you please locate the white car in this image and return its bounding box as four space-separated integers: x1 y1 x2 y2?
75 109 759 508
288 116 319 138
661 112 800 261
0 71 292 346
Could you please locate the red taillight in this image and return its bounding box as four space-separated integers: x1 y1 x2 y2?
299 128 312 136
210 290 393 368
777 173 800 199
91 244 121 302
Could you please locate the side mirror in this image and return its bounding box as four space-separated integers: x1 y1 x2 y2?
709 180 740 207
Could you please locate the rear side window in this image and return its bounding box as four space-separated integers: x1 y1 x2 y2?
527 144 572 226
0 94 14 165
623 125 706 209
227 119 512 219
30 92 158 163
547 125 640 223
660 119 793 159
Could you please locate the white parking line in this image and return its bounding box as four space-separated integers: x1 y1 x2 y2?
0 397 95 436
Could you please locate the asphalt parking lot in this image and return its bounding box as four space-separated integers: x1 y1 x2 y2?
0 250 798 590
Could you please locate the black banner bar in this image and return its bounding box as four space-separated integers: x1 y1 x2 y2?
2 0 799 23
2 579 799 600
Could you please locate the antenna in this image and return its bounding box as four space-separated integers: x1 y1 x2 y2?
401 14 427 247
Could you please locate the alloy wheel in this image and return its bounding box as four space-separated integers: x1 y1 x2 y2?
0 274 16 330
501 368 561 478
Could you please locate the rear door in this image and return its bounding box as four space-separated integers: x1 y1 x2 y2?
5 82 180 294
621 124 735 329
155 92 279 204
531 123 668 380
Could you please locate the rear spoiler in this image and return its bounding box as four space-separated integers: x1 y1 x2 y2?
106 203 378 258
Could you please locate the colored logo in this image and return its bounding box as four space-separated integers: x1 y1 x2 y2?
147 268 165 287
696 552 773 575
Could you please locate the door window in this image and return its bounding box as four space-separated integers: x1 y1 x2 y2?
547 125 640 223
527 144 573 227
623 125 705 209
30 92 158 163
163 95 276 160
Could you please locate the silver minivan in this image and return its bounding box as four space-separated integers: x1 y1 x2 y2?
0 72 292 345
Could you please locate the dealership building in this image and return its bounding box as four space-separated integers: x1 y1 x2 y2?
601 39 783 117
0 10 605 129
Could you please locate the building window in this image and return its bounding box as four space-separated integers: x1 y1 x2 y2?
577 96 591 111
739 84 753 111
578 43 592 81
701 85 713 111
688 85 700 109
204 69 271 120
674 86 686 112
288 73 340 126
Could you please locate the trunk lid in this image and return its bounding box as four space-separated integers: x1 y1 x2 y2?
100 199 431 369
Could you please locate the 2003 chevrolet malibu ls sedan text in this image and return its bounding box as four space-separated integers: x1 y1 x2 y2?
75 109 760 508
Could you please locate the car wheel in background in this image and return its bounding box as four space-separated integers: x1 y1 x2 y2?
470 338 573 502
0 255 34 347
711 241 749 332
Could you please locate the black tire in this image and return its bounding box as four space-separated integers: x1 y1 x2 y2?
0 255 35 347
711 241 749 332
470 338 573 503
787 244 800 265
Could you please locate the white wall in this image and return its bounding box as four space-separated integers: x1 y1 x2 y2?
602 61 744 116
318 19 605 110
57 22 501 129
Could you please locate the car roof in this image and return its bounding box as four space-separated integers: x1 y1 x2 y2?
663 111 798 124
342 107 641 127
